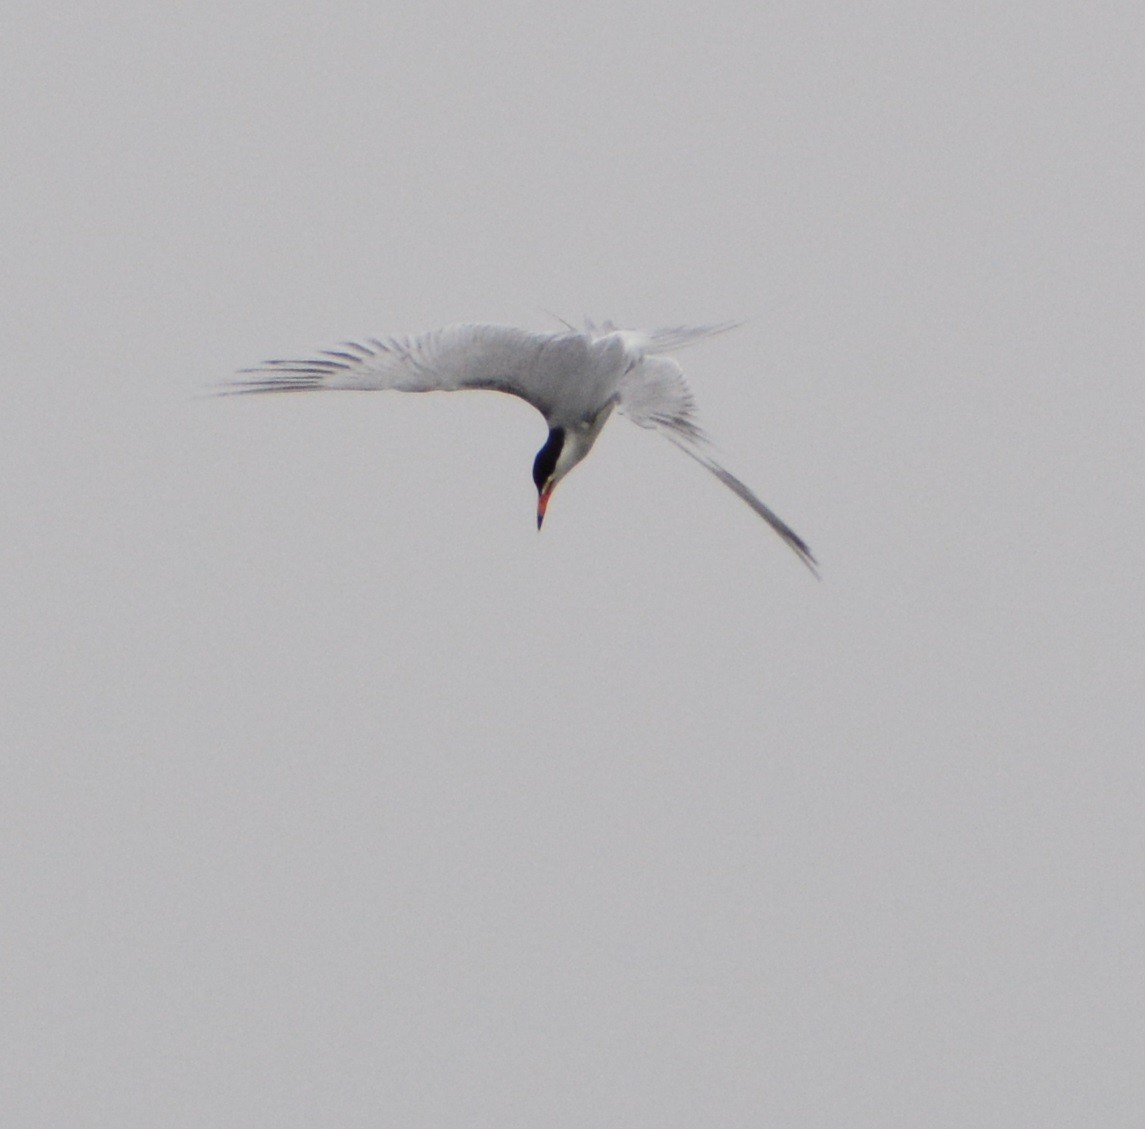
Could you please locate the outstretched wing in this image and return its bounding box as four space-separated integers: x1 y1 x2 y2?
616 355 818 575
583 319 742 355
642 321 743 354
227 323 569 419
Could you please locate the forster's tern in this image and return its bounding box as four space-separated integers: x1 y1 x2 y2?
230 321 816 572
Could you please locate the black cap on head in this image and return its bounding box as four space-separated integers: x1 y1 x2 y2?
532 427 565 492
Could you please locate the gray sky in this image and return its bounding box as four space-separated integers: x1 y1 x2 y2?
3 2 1143 1126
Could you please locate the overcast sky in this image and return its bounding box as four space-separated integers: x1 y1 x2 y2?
3 2 1143 1126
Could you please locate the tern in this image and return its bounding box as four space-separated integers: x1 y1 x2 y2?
230 321 817 573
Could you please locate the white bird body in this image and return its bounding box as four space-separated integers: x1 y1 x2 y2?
231 321 817 573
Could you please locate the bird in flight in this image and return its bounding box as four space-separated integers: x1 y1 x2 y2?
229 321 817 573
